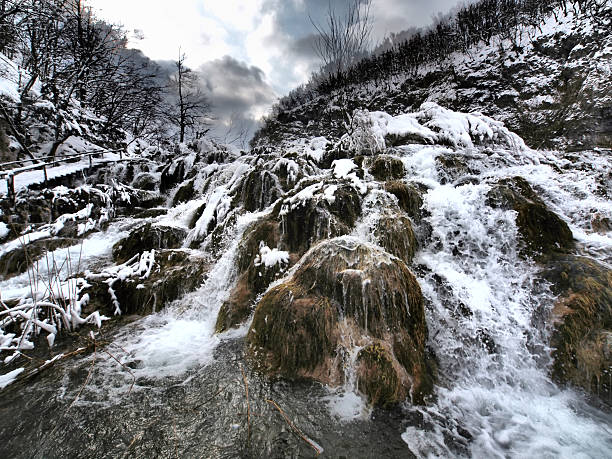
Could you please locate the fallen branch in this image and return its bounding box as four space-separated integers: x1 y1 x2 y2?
265 399 322 456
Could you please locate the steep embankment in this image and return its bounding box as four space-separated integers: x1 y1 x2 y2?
254 2 612 151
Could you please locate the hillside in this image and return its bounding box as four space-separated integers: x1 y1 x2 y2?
0 0 611 458
253 0 612 151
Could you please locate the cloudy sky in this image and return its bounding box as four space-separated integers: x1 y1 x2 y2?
88 0 465 144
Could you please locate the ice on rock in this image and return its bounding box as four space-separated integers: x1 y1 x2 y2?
0 368 25 389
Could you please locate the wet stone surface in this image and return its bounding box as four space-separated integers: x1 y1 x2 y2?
0 336 428 459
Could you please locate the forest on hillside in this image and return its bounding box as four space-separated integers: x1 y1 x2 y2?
255 0 607 142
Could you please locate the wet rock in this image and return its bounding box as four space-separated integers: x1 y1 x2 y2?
487 176 574 258
131 172 159 191
235 169 282 212
83 249 209 316
216 218 285 333
357 342 409 407
374 215 418 264
591 213 612 234
435 153 477 185
0 237 79 279
366 155 405 181
172 179 195 205
543 255 612 401
134 208 168 219
160 160 186 193
248 237 434 405
279 182 362 254
384 181 426 223
112 223 187 263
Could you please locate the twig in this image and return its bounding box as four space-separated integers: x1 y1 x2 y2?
68 336 97 410
265 399 322 456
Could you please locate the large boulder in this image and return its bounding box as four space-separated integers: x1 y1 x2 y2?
543 255 612 401
487 176 574 259
248 237 435 405
112 223 187 263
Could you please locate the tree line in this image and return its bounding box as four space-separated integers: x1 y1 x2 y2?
0 0 209 159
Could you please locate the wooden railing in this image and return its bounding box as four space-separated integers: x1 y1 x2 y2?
0 148 127 203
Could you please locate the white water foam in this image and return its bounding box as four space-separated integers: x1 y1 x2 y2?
398 145 612 457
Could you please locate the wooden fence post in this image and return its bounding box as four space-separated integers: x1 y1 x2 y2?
7 174 15 206
43 165 48 185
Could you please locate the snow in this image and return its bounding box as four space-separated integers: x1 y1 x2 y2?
0 230 51 258
305 137 329 162
254 242 289 268
332 159 357 178
0 222 10 239
0 368 24 389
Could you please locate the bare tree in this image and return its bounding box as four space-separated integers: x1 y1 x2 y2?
310 0 373 80
167 51 211 143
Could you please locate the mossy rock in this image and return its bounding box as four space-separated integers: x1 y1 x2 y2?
375 215 418 264
249 282 338 377
0 237 79 280
83 249 209 316
132 172 159 191
280 183 362 254
216 217 285 333
384 181 426 223
247 237 434 404
112 223 187 263
543 255 612 400
172 179 195 205
591 213 612 234
357 343 407 407
487 176 574 259
435 153 476 184
367 155 405 181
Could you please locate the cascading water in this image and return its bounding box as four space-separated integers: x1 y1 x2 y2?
396 145 612 457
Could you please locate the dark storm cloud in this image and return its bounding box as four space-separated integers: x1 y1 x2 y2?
197 56 278 147
259 0 467 89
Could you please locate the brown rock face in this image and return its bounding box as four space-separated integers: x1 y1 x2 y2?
247 237 435 406
367 155 406 181
544 255 612 401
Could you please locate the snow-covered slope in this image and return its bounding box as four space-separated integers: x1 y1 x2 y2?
253 2 612 151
